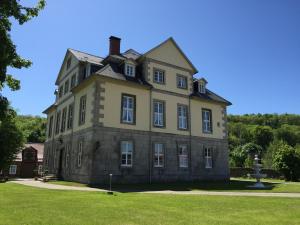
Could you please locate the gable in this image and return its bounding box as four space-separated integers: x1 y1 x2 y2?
55 50 79 85
144 38 197 74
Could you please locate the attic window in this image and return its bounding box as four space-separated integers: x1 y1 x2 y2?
66 58 71 70
125 63 135 77
199 82 206 94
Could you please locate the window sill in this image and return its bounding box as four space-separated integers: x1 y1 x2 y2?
121 121 136 125
121 165 132 168
177 86 188 90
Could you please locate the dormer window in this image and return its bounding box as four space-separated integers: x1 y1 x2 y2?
125 63 135 77
198 78 207 94
199 82 205 93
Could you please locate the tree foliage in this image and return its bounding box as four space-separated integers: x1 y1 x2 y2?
228 114 300 171
15 115 46 143
0 107 24 170
0 0 46 91
273 142 300 181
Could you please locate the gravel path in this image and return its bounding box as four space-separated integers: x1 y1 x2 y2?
10 179 300 198
11 179 105 192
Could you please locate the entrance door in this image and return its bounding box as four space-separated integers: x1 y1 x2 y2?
57 148 64 180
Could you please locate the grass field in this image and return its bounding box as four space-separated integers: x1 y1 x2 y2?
49 178 300 193
0 182 299 225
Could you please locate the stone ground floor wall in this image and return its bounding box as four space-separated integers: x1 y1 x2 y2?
44 126 229 185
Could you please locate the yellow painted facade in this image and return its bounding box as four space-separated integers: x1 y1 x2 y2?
145 39 195 72
45 37 229 142
101 78 150 131
147 61 192 95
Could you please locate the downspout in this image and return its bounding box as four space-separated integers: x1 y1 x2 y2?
188 96 192 177
149 87 153 184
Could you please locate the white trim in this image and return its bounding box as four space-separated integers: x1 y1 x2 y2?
121 141 133 167
9 165 17 175
154 143 164 167
125 63 135 77
204 147 213 169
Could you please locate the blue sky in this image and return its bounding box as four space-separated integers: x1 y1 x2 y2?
3 0 300 116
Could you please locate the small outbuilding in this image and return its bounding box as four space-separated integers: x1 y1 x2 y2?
1 143 44 178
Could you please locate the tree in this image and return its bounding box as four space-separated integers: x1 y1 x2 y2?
0 0 45 170
275 125 300 147
15 115 47 143
230 142 263 168
273 142 300 181
0 0 46 92
252 126 273 150
0 108 24 171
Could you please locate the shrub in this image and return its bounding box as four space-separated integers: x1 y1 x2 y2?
273 142 300 181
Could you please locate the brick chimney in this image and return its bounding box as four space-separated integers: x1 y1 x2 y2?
109 36 121 55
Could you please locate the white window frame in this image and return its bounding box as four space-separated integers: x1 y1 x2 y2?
154 69 165 84
177 75 187 89
122 95 134 123
125 63 135 77
199 82 206 93
65 144 70 169
9 165 17 175
154 101 164 127
178 105 188 130
204 147 213 169
79 95 86 125
53 150 57 169
38 165 43 175
202 109 212 133
78 141 83 167
121 141 133 167
154 143 164 167
179 145 188 168
70 73 77 88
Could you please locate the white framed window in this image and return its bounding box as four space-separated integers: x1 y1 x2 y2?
55 111 61 135
64 80 69 94
199 82 206 93
153 101 164 127
178 105 188 130
53 149 57 169
79 95 86 125
78 141 83 167
153 69 165 84
202 109 212 133
67 104 74 129
179 145 188 168
9 165 17 175
177 75 187 89
70 73 77 88
154 143 164 167
125 64 135 77
59 86 64 98
204 147 213 169
121 95 135 124
60 107 67 132
65 144 70 169
38 165 43 175
121 141 133 167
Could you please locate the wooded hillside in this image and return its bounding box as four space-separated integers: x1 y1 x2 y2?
15 115 47 143
228 114 300 180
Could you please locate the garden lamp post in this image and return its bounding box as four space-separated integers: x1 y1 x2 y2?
107 173 113 195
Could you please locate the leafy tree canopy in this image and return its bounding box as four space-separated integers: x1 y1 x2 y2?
0 0 46 91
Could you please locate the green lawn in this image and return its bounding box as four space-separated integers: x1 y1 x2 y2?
0 183 299 225
49 178 300 193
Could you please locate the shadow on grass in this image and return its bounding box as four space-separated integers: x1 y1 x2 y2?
89 180 279 193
